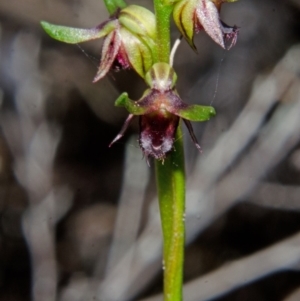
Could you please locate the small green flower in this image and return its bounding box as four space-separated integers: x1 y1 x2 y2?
41 5 156 82
110 63 216 161
173 0 239 50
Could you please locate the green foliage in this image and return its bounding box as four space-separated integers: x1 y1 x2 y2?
40 20 115 44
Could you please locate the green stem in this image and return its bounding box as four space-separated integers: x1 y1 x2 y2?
153 0 173 63
153 1 185 300
103 0 127 15
155 124 185 301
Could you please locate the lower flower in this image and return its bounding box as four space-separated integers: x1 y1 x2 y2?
109 63 216 162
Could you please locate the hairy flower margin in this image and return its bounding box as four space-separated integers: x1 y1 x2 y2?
41 0 240 160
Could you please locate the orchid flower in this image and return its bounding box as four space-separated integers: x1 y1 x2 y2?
173 0 239 50
110 63 216 161
41 5 156 82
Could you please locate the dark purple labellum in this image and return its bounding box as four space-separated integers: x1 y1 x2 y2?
139 111 179 160
113 44 130 71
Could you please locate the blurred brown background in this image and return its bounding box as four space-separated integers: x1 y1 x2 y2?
1 0 300 300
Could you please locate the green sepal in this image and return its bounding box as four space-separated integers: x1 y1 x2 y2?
103 0 127 15
119 5 156 40
40 20 116 44
115 92 149 115
173 0 196 50
120 27 153 79
175 104 216 121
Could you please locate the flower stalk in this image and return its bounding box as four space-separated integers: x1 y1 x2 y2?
153 0 173 63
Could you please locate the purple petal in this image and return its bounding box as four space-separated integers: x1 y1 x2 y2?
196 0 225 48
93 29 121 82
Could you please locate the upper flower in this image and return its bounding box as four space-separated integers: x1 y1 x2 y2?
173 0 239 50
110 63 216 160
41 5 156 82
